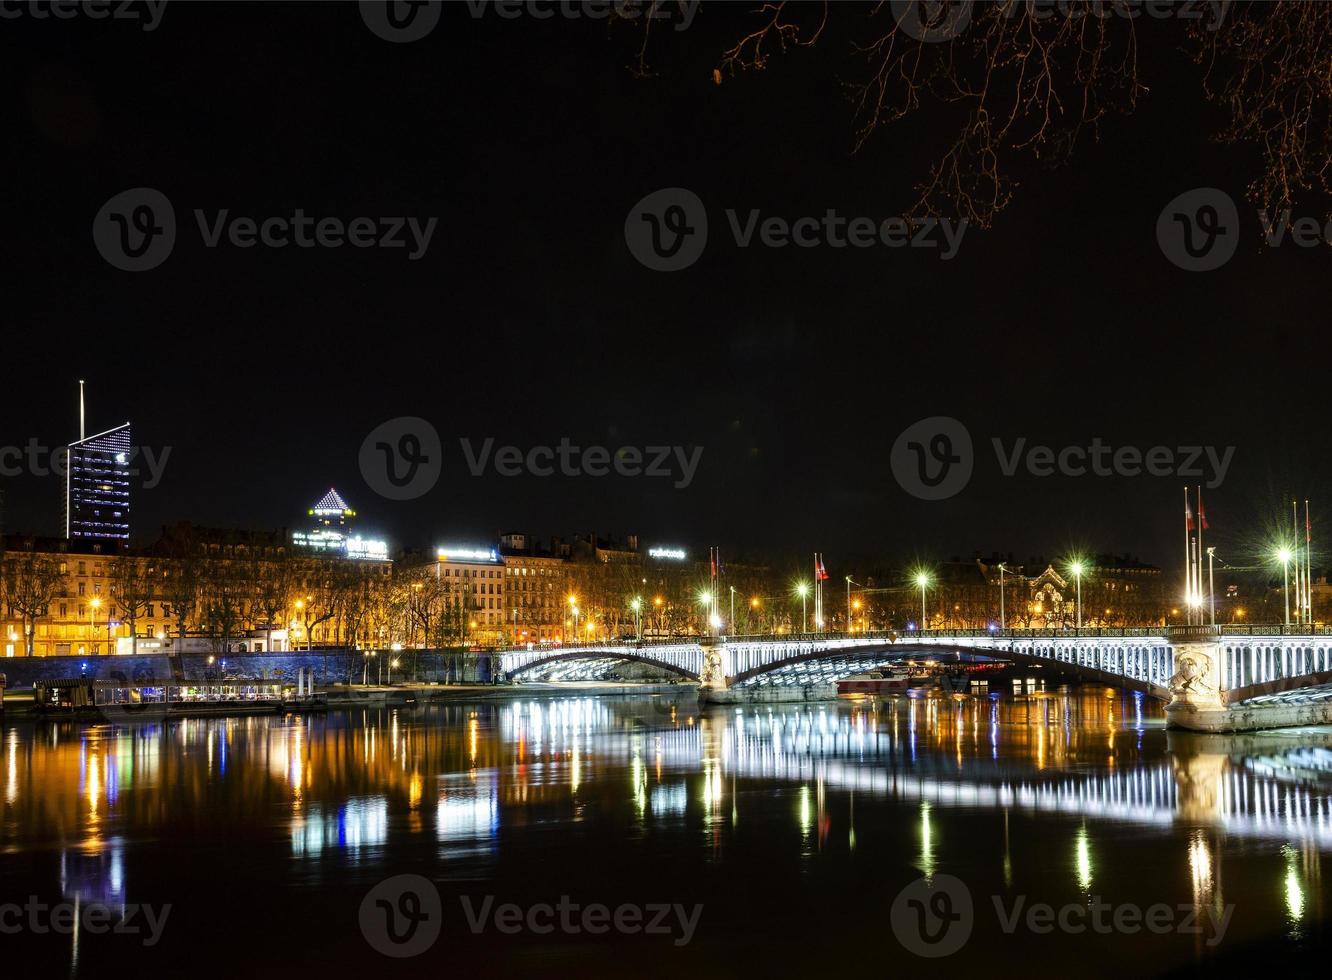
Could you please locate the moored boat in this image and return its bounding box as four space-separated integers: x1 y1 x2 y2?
836 670 909 695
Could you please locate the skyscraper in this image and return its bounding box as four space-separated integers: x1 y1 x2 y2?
65 422 132 542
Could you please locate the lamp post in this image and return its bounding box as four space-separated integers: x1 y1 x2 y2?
700 592 715 636
845 576 853 633
1279 547 1293 627
729 586 736 635
796 583 809 634
630 597 642 642
89 597 101 654
568 595 580 641
998 563 1006 631
915 572 930 630
363 650 375 686
1070 561 1084 630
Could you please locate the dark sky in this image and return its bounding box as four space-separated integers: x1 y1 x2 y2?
1 1 1325 573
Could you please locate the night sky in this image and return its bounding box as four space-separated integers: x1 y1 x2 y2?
2 2 1326 572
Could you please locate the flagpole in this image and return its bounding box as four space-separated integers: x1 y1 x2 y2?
1306 499 1314 625
1207 547 1216 627
1197 486 1206 625
1293 501 1302 627
1188 484 1198 628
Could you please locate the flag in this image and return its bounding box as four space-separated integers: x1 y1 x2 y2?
710 547 717 579
1185 498 1194 532
816 555 828 582
1198 495 1209 531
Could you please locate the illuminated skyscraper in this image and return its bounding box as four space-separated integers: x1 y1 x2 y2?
292 488 388 560
65 422 132 542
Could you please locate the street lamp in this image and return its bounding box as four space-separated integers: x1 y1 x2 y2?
699 591 715 634
1278 546 1294 627
795 582 809 633
729 586 736 635
630 596 642 641
568 595 580 640
1069 560 1084 629
998 563 1006 630
89 597 101 653
914 572 931 630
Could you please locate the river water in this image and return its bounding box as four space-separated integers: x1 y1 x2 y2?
2 689 1329 977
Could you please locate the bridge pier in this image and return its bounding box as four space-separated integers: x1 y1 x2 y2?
1166 633 1332 732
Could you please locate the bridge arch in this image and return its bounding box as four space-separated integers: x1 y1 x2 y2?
502 648 701 681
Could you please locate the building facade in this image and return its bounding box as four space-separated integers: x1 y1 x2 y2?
65 423 132 543
500 534 569 645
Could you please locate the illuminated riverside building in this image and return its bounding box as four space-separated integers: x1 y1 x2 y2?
65 422 132 543
500 533 569 645
291 488 389 561
428 545 507 646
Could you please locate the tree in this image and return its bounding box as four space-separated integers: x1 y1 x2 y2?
162 554 201 640
2 552 64 656
197 559 249 655
628 2 1332 230
110 555 157 656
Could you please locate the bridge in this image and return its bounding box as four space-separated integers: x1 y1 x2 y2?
495 626 1332 732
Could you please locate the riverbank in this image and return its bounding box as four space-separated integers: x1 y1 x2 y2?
0 681 696 718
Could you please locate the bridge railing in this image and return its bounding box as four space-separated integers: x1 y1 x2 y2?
720 627 1171 644
721 626 1332 644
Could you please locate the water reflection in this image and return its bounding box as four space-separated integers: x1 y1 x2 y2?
4 688 1332 970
